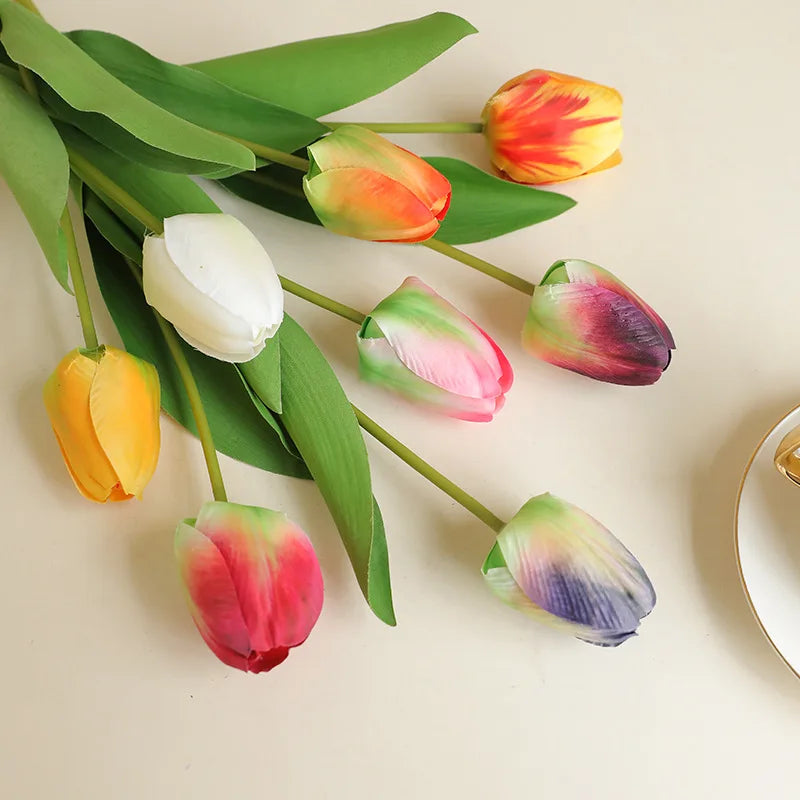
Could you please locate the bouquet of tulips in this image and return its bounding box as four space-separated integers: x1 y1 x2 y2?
1 0 674 671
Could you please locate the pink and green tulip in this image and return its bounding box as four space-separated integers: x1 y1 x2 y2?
482 493 655 646
303 125 451 243
522 259 675 385
357 276 513 422
175 501 324 673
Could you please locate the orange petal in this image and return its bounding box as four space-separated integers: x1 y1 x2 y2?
90 346 161 500
304 168 440 242
43 349 121 502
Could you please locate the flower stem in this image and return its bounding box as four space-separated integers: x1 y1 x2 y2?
353 406 505 533
324 121 484 134
125 261 228 502
61 205 99 351
223 133 310 171
421 239 536 295
67 149 164 235
278 276 366 325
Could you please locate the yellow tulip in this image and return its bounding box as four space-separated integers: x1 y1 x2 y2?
43 346 161 502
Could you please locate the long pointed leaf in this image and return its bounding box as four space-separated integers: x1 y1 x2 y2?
191 12 477 117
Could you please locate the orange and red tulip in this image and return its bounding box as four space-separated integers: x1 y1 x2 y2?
482 70 623 185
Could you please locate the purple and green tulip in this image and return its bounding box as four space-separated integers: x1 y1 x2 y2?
482 493 655 646
522 259 674 385
357 276 513 421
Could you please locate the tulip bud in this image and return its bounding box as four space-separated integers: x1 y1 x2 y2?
357 277 512 421
143 213 284 363
522 259 674 385
303 125 451 243
43 346 160 502
175 501 324 673
481 70 623 185
482 493 655 646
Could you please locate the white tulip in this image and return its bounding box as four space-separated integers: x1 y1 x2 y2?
143 213 284 363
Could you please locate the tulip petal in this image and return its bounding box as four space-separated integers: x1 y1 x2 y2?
143 234 263 358
174 325 264 364
489 494 655 645
308 125 451 217
89 347 161 499
523 281 671 385
194 502 324 655
43 349 122 502
363 277 511 399
162 214 284 335
548 259 675 349
483 70 622 184
175 519 253 671
303 169 440 242
358 335 501 421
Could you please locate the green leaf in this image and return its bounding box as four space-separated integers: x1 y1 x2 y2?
0 0 254 175
191 12 477 117
67 30 329 157
429 157 576 244
83 190 146 264
219 156 576 244
58 123 221 226
0 73 69 290
86 221 309 479
239 335 282 414
276 315 395 625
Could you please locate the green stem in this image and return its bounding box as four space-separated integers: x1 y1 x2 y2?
222 133 310 171
67 148 164 235
353 406 505 532
324 121 484 134
125 261 227 502
279 276 366 325
421 239 536 295
61 205 99 350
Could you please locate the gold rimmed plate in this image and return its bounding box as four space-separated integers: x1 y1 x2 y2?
735 404 800 679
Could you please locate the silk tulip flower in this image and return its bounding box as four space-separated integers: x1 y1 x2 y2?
43 346 161 502
143 213 284 363
482 69 623 185
303 125 451 242
357 276 512 421
175 501 324 673
482 493 655 646
522 259 675 385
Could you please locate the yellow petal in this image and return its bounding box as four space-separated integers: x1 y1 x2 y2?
43 349 121 502
90 346 161 499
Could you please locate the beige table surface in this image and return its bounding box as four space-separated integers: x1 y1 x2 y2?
3 0 800 797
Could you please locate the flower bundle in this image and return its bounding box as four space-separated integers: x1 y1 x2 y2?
1 0 672 671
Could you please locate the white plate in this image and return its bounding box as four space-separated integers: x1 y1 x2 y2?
736 404 800 678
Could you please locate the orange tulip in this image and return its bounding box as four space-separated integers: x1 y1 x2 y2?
482 70 623 185
43 346 161 502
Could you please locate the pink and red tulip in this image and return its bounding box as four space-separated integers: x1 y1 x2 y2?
175 501 323 673
482 70 623 185
303 125 451 242
482 493 655 646
357 276 513 421
522 259 674 385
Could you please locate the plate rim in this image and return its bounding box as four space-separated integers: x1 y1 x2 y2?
734 401 800 681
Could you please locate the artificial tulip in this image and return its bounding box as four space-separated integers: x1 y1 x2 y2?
303 125 451 242
482 493 655 646
43 346 160 502
143 213 284 363
522 259 674 385
175 501 324 673
482 70 623 184
357 276 512 421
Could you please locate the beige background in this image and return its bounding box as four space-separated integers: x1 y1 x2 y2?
2 0 800 797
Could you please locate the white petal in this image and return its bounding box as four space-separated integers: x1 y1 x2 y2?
175 326 264 364
163 213 284 332
143 235 260 360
